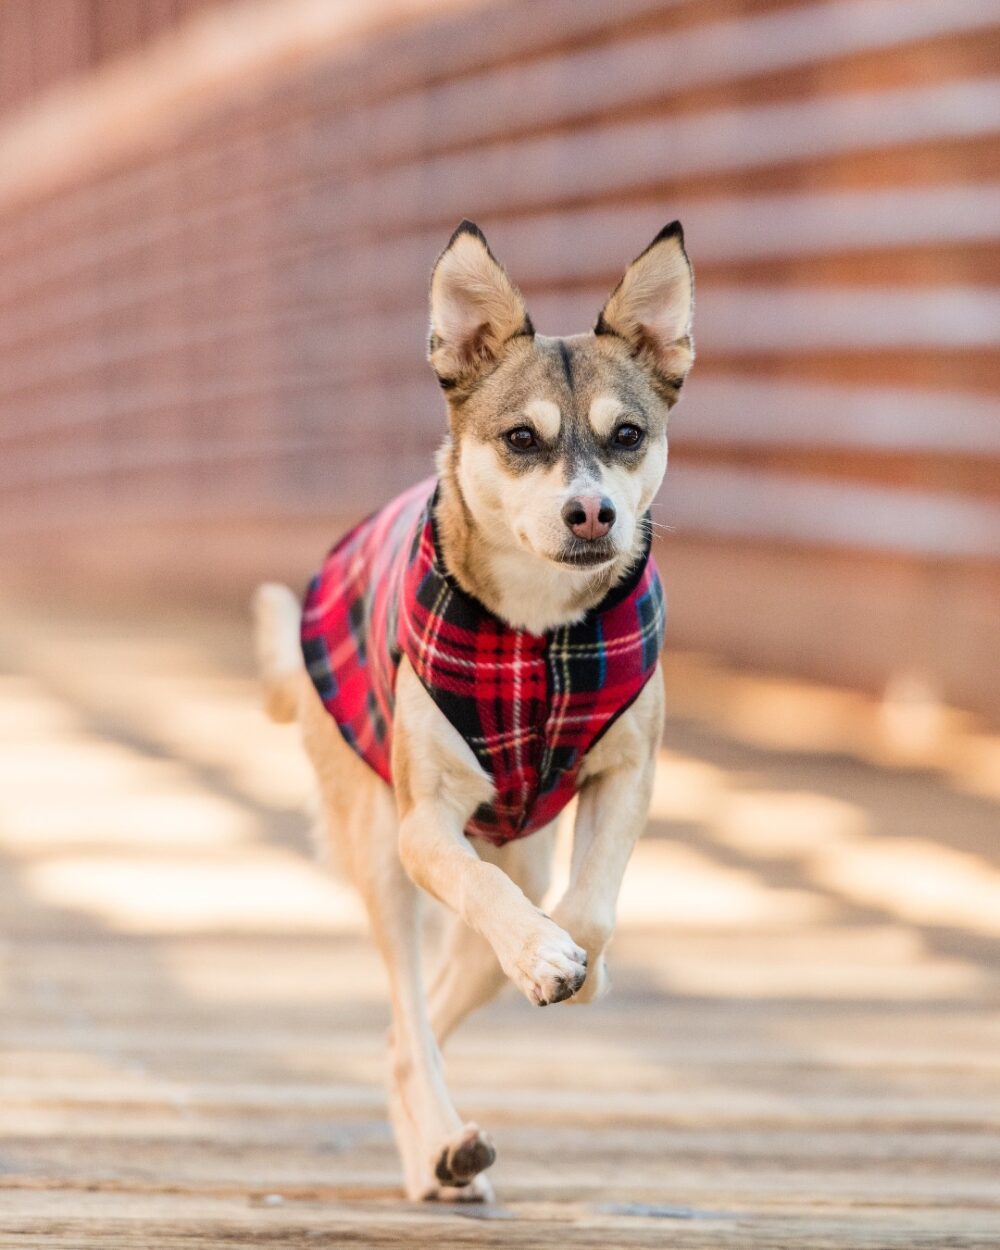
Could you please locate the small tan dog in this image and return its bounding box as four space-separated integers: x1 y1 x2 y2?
254 220 694 1201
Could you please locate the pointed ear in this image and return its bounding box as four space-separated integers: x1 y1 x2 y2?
595 221 694 397
428 220 533 391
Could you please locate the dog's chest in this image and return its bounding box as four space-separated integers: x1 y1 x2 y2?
301 478 666 846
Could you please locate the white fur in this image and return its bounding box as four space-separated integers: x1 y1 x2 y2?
602 430 669 530
588 393 623 439
454 427 668 633
456 443 613 631
523 397 561 441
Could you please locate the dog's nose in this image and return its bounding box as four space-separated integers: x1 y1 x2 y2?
561 495 616 541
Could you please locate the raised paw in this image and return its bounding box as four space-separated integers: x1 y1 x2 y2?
549 907 614 1005
566 951 610 1004
433 1123 496 1189
505 917 588 1007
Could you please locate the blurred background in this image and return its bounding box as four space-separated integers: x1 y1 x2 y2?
0 2 998 1244
0 0 998 710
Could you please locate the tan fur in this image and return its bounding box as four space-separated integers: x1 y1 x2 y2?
598 226 695 388
429 226 529 388
255 220 692 1202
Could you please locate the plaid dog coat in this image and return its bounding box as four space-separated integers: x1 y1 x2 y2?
301 478 665 845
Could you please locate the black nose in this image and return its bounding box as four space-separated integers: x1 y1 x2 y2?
561 495 616 541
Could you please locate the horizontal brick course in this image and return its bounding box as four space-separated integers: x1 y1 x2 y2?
0 0 997 714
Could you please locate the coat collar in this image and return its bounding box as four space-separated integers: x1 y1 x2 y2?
424 482 654 638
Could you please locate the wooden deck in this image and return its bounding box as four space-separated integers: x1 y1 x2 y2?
1 604 998 1248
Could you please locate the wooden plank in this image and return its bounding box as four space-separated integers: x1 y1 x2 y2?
0 607 998 1245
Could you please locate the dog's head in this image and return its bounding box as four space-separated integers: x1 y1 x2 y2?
428 221 694 574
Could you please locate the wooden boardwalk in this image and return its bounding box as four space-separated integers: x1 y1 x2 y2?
1 605 998 1248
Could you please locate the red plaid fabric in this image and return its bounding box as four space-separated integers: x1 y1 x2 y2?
301 478 665 845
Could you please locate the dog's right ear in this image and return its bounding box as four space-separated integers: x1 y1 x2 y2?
429 221 533 392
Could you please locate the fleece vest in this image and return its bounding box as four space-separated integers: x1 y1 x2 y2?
301 478 665 844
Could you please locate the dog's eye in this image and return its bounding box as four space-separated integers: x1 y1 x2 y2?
613 424 644 448
506 427 538 451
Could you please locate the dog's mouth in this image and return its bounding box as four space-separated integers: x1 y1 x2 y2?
553 541 618 569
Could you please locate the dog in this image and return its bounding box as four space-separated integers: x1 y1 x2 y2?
253 219 694 1201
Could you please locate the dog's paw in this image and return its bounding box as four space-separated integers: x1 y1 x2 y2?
566 951 610 1004
426 1172 496 1203
504 917 588 1006
432 1123 496 1189
548 906 614 1004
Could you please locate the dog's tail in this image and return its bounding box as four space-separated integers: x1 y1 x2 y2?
252 582 303 723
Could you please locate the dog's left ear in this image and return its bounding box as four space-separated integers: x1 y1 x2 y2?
596 221 694 396
429 220 533 392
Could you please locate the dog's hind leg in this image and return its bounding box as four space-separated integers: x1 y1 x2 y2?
360 799 497 1201
299 688 496 1202
427 825 556 1045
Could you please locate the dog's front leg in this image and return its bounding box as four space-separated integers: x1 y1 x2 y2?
551 672 663 1003
394 662 588 1008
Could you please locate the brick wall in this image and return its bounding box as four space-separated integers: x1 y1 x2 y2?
0 0 997 714
0 0 226 115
